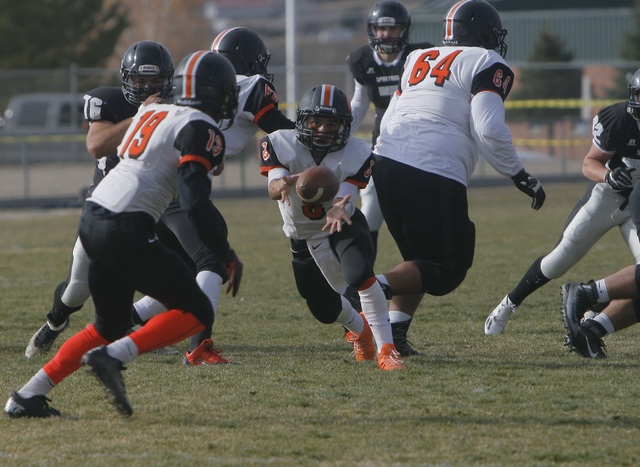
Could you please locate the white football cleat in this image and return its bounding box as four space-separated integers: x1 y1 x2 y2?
485 295 516 335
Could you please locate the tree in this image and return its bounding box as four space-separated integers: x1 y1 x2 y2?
509 28 582 120
0 0 129 69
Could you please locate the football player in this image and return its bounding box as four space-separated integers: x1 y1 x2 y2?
561 264 639 359
4 51 240 418
260 84 405 371
372 0 546 352
24 41 178 358
486 67 640 337
346 0 434 355
129 27 295 359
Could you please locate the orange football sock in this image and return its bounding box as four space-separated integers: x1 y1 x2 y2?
43 323 109 385
127 309 205 355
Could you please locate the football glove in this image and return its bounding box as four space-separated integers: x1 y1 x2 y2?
605 166 635 193
221 249 243 297
511 169 546 210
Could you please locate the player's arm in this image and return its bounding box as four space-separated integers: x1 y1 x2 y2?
176 121 230 257
177 121 243 295
583 113 634 191
350 79 370 133
471 91 545 210
582 145 614 183
86 119 133 159
259 135 295 202
85 94 163 159
256 108 295 133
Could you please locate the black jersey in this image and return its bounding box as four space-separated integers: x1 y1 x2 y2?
347 42 434 123
83 86 138 188
593 102 640 168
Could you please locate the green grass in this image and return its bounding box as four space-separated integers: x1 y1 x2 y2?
2 182 640 466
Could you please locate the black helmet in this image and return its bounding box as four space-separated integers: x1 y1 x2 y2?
628 69 640 120
211 27 274 82
442 0 508 58
367 0 411 54
173 51 239 129
121 41 174 106
295 84 353 156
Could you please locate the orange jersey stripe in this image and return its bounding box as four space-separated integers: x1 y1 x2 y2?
253 103 275 123
259 164 287 176
180 154 213 172
345 177 367 189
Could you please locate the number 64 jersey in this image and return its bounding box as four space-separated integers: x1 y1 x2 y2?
374 45 524 187
88 103 225 221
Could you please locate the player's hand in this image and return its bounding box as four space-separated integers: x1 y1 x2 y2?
605 166 635 193
278 175 298 205
222 249 243 297
511 169 546 210
323 194 353 234
141 92 163 107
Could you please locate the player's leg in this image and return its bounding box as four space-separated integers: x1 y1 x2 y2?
25 236 90 358
487 183 623 334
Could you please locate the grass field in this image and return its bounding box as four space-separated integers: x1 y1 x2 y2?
1 182 640 466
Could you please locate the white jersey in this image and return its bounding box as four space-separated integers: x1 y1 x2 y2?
260 130 375 240
221 74 292 157
374 45 524 186
88 103 224 221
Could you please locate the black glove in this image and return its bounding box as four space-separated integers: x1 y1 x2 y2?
605 166 635 193
511 169 546 210
221 249 243 297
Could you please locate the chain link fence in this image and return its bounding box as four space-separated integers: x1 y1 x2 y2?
0 65 600 207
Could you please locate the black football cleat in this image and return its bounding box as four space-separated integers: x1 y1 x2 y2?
82 346 132 416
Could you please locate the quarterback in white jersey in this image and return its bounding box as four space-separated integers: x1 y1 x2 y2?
260 84 405 371
4 52 241 419
371 0 546 353
261 129 372 240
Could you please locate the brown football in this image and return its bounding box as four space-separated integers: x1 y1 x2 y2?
296 165 340 204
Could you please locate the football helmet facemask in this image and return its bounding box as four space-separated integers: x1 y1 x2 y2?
173 51 239 130
121 41 174 106
628 68 640 120
296 84 352 156
367 0 411 55
211 27 274 82
442 0 508 58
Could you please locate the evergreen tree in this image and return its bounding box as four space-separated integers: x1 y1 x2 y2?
0 0 128 69
509 28 582 120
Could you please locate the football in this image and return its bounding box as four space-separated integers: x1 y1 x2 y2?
296 165 340 204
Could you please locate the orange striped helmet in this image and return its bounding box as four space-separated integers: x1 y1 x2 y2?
295 84 352 156
442 0 507 58
173 51 239 129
